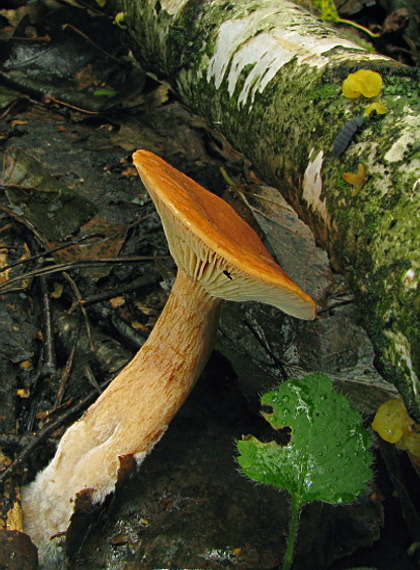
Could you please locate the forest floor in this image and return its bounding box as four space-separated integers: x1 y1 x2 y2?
0 1 419 569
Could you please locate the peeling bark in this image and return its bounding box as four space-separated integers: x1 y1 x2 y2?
108 0 419 417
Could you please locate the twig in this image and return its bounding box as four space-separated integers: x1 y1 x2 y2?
62 24 125 65
79 272 160 306
0 233 104 275
54 326 80 410
83 363 102 395
243 319 287 379
0 255 169 292
43 95 101 115
39 274 56 374
0 99 18 121
62 272 95 353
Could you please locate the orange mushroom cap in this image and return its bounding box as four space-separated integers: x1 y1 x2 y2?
133 150 317 320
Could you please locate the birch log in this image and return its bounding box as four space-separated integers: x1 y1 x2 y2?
108 0 419 417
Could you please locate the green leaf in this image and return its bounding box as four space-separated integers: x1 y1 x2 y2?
237 374 372 506
93 88 119 98
312 0 340 22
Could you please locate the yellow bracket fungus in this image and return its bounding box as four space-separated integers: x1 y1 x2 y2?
372 398 420 457
364 102 387 116
342 70 383 99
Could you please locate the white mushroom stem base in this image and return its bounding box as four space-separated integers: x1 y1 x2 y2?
22 269 221 552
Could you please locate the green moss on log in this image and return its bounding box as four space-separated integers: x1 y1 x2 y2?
108 0 419 417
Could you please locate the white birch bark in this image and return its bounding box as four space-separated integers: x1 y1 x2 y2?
108 0 420 416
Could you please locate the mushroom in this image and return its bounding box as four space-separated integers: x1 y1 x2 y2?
22 150 316 555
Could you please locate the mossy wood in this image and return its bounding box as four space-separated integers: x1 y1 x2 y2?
108 0 419 417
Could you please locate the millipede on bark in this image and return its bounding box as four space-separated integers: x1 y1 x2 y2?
332 116 365 157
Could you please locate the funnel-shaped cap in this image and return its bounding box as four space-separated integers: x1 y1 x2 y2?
133 150 317 320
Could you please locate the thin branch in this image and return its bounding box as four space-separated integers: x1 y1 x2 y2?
39 274 57 374
62 272 95 353
0 233 105 275
54 325 80 410
62 24 126 65
0 255 169 293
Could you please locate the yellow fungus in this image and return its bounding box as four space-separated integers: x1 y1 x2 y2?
343 163 367 196
372 398 420 457
109 296 125 309
233 548 243 556
114 11 126 28
364 102 387 116
50 282 64 299
400 432 420 457
6 501 23 532
342 70 383 98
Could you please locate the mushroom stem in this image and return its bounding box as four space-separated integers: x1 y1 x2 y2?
22 268 221 548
